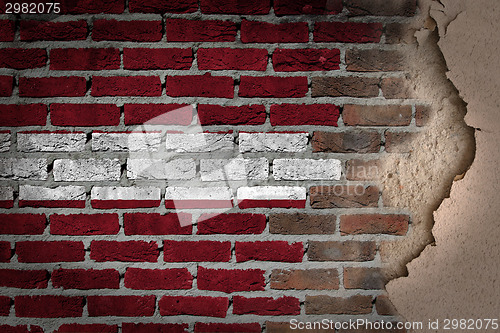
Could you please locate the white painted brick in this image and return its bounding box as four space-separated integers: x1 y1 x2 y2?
53 159 121 182
273 159 342 180
0 132 11 152
200 158 268 181
0 186 13 201
17 132 86 152
92 132 162 152
237 186 306 200
91 186 160 201
127 158 196 180
165 187 233 201
165 133 234 152
0 158 47 180
239 132 308 153
19 185 86 201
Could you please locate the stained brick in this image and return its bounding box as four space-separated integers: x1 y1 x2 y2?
308 241 376 261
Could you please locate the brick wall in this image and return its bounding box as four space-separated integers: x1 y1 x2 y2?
0 0 422 331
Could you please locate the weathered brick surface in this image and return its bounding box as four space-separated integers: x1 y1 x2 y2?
269 213 336 234
308 241 377 261
0 3 421 328
270 269 339 290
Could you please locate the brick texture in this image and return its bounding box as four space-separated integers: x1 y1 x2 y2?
0 2 423 328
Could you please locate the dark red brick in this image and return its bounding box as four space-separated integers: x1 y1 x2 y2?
201 0 270 14
340 214 410 235
0 76 13 96
195 323 261 333
311 76 380 97
62 0 124 14
0 242 11 262
52 269 119 290
159 296 228 317
310 185 379 208
375 295 399 315
239 76 308 98
16 241 84 263
90 241 159 262
92 76 161 97
124 48 192 70
122 323 188 333
15 296 84 318
164 240 231 262
0 104 47 126
273 48 340 71
50 48 120 71
55 324 118 333
269 213 336 234
0 296 10 316
0 325 43 333
0 214 46 235
51 104 120 126
129 0 197 13
344 267 385 289
50 214 119 236
197 266 265 293
305 295 373 314
346 49 406 72
20 20 87 41
314 22 383 43
124 104 192 125
308 241 376 261
198 105 266 125
343 105 412 126
233 296 300 315
198 48 268 71
270 269 339 290
19 77 86 97
416 105 431 127
197 213 266 235
0 49 47 69
124 268 192 290
312 131 381 153
270 104 339 126
167 19 237 42
274 0 342 15
124 213 191 235
345 0 417 16
235 241 303 262
241 20 308 43
0 20 15 41
0 269 49 289
93 20 162 42
167 74 234 98
87 296 155 317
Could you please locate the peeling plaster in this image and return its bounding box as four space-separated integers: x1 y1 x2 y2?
387 0 500 328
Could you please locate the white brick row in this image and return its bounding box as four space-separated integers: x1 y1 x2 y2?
53 159 121 182
273 159 342 180
239 132 308 153
92 132 162 152
0 132 11 152
165 133 234 152
0 158 47 180
127 158 196 180
17 132 86 152
165 186 233 209
237 186 306 201
91 186 161 201
19 185 86 201
0 186 13 201
200 158 268 181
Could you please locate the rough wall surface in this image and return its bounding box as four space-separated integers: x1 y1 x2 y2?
388 0 500 330
0 0 478 331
